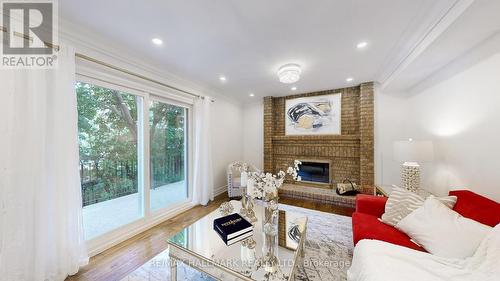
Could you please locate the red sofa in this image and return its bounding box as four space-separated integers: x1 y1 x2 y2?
352 190 500 252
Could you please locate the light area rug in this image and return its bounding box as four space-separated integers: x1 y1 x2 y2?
121 204 353 281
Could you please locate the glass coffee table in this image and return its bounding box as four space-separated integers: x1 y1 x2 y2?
167 200 308 281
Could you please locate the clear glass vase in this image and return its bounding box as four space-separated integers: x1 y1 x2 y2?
240 186 248 217
261 203 280 276
262 232 279 274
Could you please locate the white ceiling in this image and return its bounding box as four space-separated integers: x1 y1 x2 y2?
60 0 464 100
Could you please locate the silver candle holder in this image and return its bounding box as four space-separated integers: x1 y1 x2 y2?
246 196 257 223
240 186 249 217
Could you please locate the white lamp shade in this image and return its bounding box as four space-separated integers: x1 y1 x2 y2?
393 140 434 163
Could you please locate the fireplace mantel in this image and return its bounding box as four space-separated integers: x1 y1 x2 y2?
271 135 360 141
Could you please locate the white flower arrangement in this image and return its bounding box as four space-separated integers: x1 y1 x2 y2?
246 160 301 200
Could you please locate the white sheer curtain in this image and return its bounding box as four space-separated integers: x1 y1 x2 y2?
0 45 88 280
192 97 214 205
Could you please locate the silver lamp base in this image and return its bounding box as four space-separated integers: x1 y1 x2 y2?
401 162 420 192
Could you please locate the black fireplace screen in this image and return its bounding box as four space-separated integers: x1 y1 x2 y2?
298 161 330 184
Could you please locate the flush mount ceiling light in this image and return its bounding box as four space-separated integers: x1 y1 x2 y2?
277 63 301 84
152 38 163 45
291 86 297 91
356 41 368 49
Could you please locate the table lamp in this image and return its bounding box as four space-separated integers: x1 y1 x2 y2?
393 139 434 192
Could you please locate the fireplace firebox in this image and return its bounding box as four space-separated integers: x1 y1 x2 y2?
297 160 331 186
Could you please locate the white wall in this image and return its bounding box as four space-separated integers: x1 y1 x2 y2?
242 101 264 170
211 99 244 193
374 89 410 189
377 52 500 201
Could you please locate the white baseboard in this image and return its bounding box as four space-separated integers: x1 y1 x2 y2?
214 185 227 196
86 201 195 257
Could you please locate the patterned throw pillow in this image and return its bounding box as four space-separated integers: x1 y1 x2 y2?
380 187 457 226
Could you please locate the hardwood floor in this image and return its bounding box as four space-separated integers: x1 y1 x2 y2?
67 195 228 281
67 194 354 281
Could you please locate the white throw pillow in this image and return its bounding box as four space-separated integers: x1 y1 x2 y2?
380 187 456 226
396 196 492 259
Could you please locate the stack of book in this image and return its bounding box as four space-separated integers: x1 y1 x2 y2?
213 213 253 245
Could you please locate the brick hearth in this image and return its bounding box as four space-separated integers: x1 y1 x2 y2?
279 184 356 208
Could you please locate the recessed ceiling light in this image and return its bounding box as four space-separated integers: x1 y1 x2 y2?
249 93 255 97
291 86 297 91
219 75 227 82
277 63 302 84
152 38 163 45
346 77 354 82
356 41 368 49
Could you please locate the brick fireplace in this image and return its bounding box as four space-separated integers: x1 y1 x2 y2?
263 82 374 196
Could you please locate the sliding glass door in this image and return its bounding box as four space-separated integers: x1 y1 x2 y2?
76 82 143 240
76 78 191 242
149 100 188 211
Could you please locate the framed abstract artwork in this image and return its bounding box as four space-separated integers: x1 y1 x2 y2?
285 93 341 135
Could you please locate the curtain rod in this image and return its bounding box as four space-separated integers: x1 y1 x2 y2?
1 25 60 51
75 53 214 102
0 25 213 102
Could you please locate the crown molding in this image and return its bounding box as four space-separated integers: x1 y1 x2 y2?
378 0 475 91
